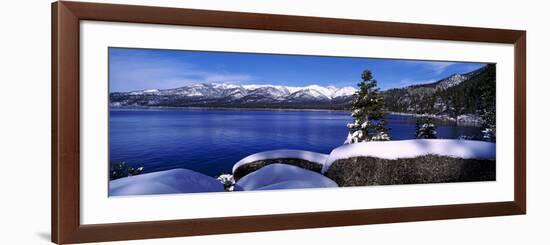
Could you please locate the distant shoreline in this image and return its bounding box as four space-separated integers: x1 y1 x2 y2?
109 106 350 113
109 107 481 126
387 111 456 120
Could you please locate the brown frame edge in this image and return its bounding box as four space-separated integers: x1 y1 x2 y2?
52 1 526 244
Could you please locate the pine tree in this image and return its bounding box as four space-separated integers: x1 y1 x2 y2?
346 70 390 143
481 106 496 141
415 119 422 138
415 117 437 139
480 64 496 142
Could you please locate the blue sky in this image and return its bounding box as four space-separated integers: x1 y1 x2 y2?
109 47 487 92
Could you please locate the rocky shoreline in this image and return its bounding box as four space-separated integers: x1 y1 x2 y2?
388 111 483 126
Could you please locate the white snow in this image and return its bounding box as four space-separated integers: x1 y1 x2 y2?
235 164 338 191
300 85 357 99
127 88 159 95
323 139 496 173
109 169 224 196
344 132 353 144
304 85 336 98
299 88 329 99
232 149 328 173
212 83 240 89
143 89 159 93
240 84 356 99
332 86 357 97
242 84 302 94
186 91 203 97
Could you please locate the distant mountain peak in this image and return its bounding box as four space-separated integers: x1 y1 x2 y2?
394 69 478 92
435 73 469 90
111 83 358 109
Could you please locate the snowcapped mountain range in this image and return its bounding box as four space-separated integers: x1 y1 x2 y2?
111 83 358 109
110 65 488 110
126 83 356 100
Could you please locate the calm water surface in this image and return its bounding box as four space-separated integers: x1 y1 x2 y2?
109 108 481 176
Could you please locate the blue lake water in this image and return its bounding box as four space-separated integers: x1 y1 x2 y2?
109 108 482 176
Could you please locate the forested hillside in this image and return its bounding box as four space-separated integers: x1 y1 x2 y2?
381 64 496 119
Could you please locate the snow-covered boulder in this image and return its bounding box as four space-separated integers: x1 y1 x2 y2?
110 169 224 196
236 163 338 191
232 150 328 180
324 139 496 173
324 139 496 187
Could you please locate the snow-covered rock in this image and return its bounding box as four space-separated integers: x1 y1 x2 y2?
233 149 328 178
232 150 329 180
236 164 338 191
109 169 224 196
232 149 328 173
323 139 496 173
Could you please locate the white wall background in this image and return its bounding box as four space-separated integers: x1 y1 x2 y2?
0 0 547 244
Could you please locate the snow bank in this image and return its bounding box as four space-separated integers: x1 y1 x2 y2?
232 150 328 173
110 169 224 196
236 163 338 191
323 139 496 173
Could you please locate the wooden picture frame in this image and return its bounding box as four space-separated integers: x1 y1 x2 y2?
51 1 526 244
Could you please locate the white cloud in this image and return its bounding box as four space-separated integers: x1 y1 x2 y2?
422 61 455 75
110 56 255 91
398 60 456 75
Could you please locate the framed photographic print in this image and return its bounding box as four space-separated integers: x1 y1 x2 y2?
52 1 526 244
